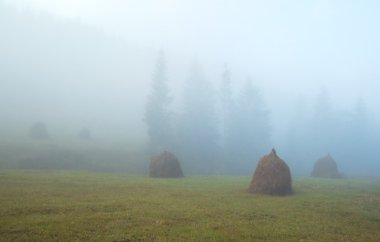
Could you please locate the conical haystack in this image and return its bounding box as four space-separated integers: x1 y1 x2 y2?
248 149 292 196
149 151 183 178
311 154 341 178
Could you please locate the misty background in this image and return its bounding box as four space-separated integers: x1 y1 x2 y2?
0 0 379 176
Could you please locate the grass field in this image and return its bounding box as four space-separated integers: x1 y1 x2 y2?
0 170 379 241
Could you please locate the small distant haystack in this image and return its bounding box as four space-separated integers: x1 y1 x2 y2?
311 154 341 178
248 149 292 196
149 151 183 178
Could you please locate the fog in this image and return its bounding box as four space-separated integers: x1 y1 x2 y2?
0 0 379 176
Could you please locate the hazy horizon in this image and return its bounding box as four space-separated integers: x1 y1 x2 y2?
1 0 379 176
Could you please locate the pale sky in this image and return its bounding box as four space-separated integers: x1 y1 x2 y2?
6 0 380 97
2 0 380 137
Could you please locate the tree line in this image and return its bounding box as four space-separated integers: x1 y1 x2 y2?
145 52 271 174
145 52 380 176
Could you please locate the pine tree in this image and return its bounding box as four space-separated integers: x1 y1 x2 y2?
29 122 50 140
228 78 271 174
347 98 372 166
145 51 172 153
310 88 335 156
219 64 233 147
177 60 219 173
284 96 310 175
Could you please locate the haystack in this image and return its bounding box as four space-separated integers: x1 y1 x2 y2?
311 154 341 178
248 149 292 196
149 151 183 178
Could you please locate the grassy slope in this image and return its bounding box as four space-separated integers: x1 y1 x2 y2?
0 171 379 241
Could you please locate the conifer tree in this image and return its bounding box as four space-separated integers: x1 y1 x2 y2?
145 51 172 153
177 60 219 173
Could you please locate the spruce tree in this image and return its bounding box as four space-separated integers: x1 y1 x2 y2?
145 51 172 153
177 61 219 173
219 64 233 147
228 78 271 174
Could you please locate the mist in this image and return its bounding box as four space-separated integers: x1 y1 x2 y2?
1 0 379 177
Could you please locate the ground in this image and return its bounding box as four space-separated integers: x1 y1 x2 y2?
0 170 379 241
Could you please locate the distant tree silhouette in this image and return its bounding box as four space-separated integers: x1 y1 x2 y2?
343 98 375 172
284 92 379 176
29 122 49 140
352 98 369 132
77 128 92 141
310 88 336 157
176 60 219 173
227 78 271 174
283 96 310 175
145 51 172 153
219 63 233 148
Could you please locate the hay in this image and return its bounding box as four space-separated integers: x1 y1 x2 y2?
248 149 292 196
149 151 184 178
311 154 341 178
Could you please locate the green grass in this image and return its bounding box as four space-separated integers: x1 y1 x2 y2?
0 170 379 241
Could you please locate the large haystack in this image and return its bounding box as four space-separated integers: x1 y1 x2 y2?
311 154 341 178
149 151 183 178
248 149 292 196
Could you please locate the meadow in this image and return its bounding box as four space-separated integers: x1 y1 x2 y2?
0 170 379 241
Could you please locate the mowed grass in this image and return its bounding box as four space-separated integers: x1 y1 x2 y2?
0 170 379 241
